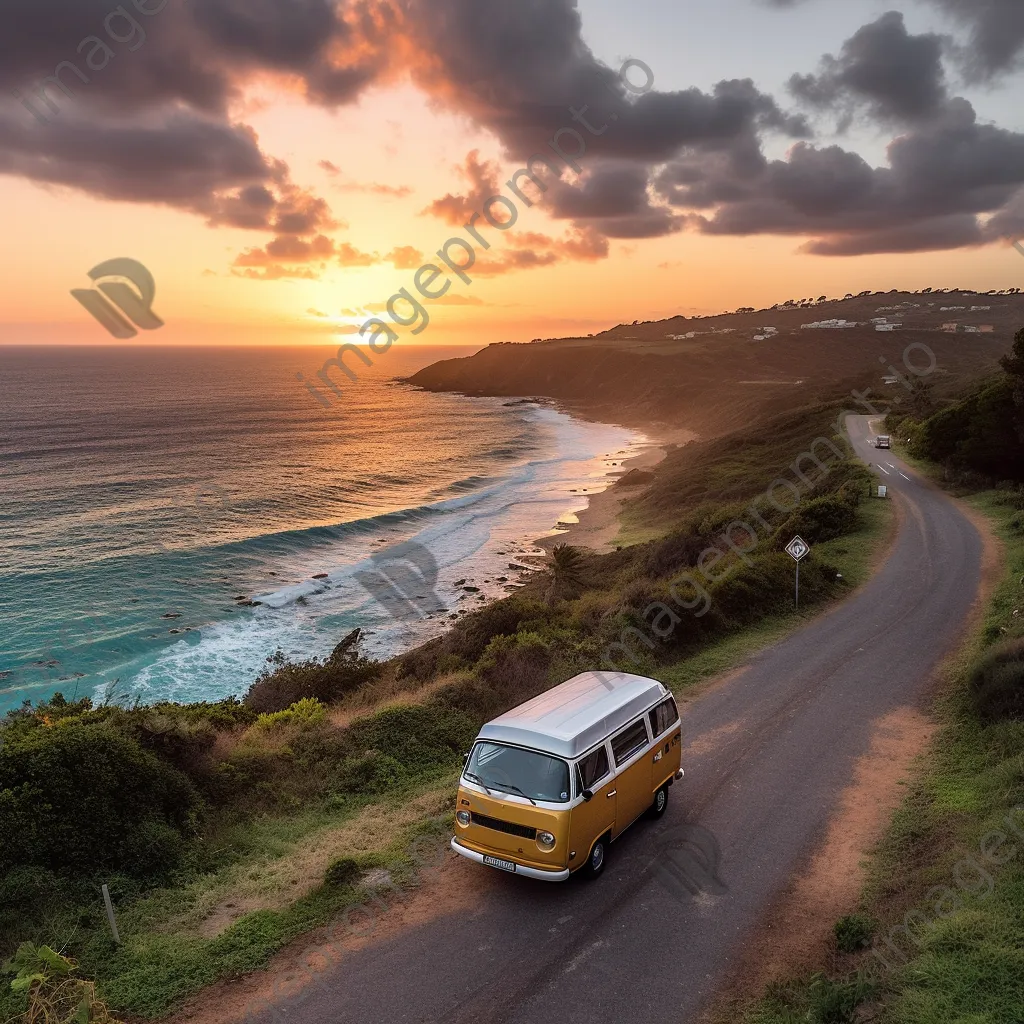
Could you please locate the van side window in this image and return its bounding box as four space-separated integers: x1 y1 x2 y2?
611 720 650 766
649 696 680 738
576 746 610 793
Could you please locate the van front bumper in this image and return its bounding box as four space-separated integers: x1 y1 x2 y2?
450 837 570 882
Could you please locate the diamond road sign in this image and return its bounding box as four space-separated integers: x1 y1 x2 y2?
785 536 810 562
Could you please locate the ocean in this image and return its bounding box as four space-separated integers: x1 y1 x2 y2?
0 345 644 716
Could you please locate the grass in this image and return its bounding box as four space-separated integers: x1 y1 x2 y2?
0 781 458 1021
0 404 899 1021
736 487 1024 1024
3 497 892 1021
662 494 893 695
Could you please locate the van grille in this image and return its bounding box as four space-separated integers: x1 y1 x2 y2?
471 812 538 840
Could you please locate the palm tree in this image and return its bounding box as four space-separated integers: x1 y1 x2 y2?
546 544 587 603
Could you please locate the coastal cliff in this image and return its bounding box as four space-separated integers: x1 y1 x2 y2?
408 290 1022 437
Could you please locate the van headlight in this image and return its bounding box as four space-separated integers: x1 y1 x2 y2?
537 831 556 851
456 810 471 827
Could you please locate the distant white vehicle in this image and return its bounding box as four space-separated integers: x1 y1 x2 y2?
875 435 891 450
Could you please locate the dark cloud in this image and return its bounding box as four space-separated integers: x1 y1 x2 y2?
0 0 380 272
404 0 808 243
4 0 1022 275
789 12 949 124
760 0 1024 82
800 215 983 256
927 0 1024 81
671 98 1024 255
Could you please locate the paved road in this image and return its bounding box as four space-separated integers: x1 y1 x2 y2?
257 415 983 1024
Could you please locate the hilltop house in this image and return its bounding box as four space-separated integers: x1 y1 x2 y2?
801 318 858 329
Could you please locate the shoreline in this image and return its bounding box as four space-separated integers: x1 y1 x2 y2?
1 401 692 718
534 417 696 556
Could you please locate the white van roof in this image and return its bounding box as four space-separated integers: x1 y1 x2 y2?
477 672 670 759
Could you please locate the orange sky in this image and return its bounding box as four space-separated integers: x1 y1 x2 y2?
3 2 1024 348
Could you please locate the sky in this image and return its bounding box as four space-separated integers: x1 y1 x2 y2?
1 0 1023 347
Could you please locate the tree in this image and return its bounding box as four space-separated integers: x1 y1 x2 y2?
545 544 587 603
1000 326 1024 444
906 377 935 419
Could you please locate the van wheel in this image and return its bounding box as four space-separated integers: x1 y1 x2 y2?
582 835 608 879
649 785 669 819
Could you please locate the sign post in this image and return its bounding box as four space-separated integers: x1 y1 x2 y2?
785 536 810 610
102 884 121 944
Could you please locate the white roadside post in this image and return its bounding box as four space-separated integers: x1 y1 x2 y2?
102 884 121 944
785 536 810 610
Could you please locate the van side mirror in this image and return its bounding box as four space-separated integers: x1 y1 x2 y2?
582 789 594 802
462 752 470 767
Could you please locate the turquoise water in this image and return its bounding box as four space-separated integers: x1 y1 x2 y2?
0 345 642 715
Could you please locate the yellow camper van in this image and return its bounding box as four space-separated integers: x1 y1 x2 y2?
451 671 682 880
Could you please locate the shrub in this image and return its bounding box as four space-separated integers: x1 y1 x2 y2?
244 630 379 713
0 722 200 880
2 943 123 1024
252 698 328 733
969 638 1024 723
419 596 549 676
333 750 407 794
805 973 873 1024
709 553 795 622
834 913 874 952
776 495 858 546
342 705 478 777
474 632 554 712
323 858 361 888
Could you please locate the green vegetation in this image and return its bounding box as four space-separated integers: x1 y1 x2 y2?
736 487 1024 1024
888 327 1024 485
4 944 123 1024
0 399 893 1020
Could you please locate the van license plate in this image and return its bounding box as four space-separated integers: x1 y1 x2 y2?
483 855 516 873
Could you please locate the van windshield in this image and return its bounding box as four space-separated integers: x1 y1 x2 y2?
465 742 571 803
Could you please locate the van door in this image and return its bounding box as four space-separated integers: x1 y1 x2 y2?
568 743 615 872
609 717 654 835
648 695 682 792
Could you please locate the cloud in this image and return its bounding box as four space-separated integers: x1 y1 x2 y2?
423 150 503 225
0 0 380 273
337 242 380 266
926 0 1024 81
788 12 949 124
231 231 381 276
407 0 807 244
428 293 485 306
234 265 321 280
6 0 1022 273
386 245 424 268
335 180 413 197
760 0 1024 82
671 98 1024 255
232 232 338 277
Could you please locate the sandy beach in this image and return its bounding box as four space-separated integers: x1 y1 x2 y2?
535 424 697 556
